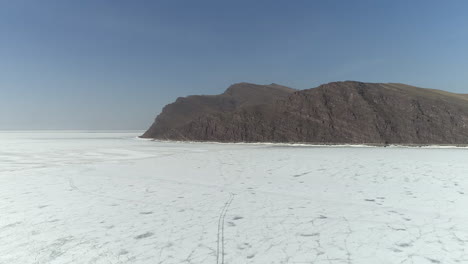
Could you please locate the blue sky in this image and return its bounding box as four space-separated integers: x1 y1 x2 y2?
1 0 468 130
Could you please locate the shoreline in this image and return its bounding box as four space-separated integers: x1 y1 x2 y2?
137 137 468 149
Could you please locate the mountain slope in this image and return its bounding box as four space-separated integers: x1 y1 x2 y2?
142 81 468 144
141 83 296 138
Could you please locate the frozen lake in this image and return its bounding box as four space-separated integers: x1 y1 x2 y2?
1 131 467 264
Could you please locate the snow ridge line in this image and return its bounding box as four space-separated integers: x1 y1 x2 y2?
216 193 235 264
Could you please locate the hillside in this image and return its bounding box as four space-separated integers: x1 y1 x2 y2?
141 81 468 144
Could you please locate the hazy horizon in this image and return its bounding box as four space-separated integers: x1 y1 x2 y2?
2 0 468 130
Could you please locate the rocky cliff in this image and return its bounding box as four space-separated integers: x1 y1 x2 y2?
141 81 468 144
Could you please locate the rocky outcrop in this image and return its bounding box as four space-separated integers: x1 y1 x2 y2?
142 81 468 144
141 83 295 139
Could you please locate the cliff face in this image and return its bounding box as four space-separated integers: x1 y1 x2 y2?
142 81 468 144
141 83 296 138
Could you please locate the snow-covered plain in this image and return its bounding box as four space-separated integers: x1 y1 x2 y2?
1 131 467 264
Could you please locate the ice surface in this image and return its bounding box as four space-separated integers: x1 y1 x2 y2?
1 131 467 264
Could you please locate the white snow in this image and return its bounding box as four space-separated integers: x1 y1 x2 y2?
1 131 467 264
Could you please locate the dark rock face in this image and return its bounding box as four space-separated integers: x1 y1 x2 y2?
141 83 295 138
142 81 468 144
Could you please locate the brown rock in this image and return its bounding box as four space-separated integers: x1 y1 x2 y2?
141 81 468 145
